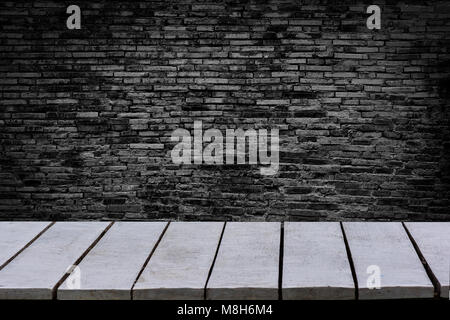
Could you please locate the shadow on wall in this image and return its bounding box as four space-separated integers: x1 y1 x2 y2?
0 0 450 221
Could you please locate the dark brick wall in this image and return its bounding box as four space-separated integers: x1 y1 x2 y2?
1 0 450 221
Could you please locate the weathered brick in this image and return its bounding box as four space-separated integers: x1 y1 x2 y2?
0 0 449 221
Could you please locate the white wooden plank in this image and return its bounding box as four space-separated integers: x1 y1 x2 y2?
405 222 450 298
206 222 280 300
0 221 109 299
343 222 434 299
0 222 52 269
58 222 167 300
283 222 355 300
133 222 223 300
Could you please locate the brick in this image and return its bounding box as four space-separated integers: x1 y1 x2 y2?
0 0 448 222
130 143 164 150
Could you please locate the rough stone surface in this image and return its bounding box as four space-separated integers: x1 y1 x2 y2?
0 1 449 221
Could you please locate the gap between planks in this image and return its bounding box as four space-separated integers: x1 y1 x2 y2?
203 221 227 300
0 221 444 300
130 221 171 300
0 221 55 272
52 221 115 299
402 222 441 298
340 222 359 300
